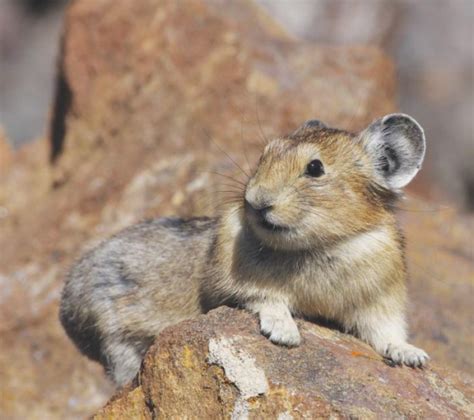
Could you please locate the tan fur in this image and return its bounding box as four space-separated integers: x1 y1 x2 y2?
202 123 427 366
60 115 428 386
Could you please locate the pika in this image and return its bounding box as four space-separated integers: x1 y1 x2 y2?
60 113 429 386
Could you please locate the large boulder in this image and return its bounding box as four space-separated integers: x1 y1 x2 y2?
95 307 474 419
0 0 472 418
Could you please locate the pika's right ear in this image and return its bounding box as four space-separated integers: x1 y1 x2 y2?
359 113 426 190
292 119 327 136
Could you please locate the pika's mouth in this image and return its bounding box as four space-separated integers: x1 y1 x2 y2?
244 206 290 233
258 218 290 233
244 198 291 234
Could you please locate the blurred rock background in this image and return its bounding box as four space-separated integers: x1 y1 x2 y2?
257 0 474 210
1 0 472 209
0 0 67 144
0 1 472 418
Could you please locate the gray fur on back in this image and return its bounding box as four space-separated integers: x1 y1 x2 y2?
59 217 216 385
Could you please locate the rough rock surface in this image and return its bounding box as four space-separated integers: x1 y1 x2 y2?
0 0 472 418
95 307 473 419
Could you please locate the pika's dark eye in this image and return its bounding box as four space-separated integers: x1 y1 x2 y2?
306 159 325 177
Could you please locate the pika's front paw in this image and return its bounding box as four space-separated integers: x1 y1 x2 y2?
260 314 301 347
384 343 429 368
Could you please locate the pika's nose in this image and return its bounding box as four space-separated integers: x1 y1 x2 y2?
245 187 273 216
245 199 273 217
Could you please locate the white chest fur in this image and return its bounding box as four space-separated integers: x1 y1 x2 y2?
288 227 395 320
221 210 398 323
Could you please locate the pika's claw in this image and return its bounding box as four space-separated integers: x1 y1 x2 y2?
385 343 430 368
260 313 301 347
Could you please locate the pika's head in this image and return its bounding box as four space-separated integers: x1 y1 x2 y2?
244 114 426 250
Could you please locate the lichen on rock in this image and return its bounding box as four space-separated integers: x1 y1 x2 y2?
96 307 474 419
208 337 269 398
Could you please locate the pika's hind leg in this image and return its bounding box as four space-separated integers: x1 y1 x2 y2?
103 338 146 386
352 303 429 367
247 300 301 347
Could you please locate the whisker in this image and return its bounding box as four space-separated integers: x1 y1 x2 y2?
201 128 250 179
215 190 243 195
216 199 243 206
214 181 244 189
391 196 451 213
240 116 253 176
206 171 247 187
285 197 452 286
254 96 270 145
391 206 449 213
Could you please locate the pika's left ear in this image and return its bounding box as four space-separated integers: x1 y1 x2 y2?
359 113 426 190
292 119 327 136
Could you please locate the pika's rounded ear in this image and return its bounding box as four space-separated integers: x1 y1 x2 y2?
292 119 327 136
359 113 426 190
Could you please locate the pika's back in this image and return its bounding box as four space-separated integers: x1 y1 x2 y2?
59 217 217 365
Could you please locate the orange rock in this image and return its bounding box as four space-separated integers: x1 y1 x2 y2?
96 307 474 419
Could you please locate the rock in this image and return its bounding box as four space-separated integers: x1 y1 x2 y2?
0 127 12 175
0 0 472 418
95 307 474 419
0 137 51 234
401 205 474 374
0 0 65 146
